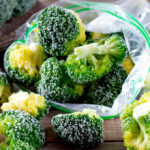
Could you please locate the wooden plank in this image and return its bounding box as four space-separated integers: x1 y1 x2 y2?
40 109 123 143
41 142 125 150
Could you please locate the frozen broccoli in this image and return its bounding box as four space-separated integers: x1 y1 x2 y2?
0 110 45 149
85 65 127 107
120 92 150 150
36 57 84 103
12 0 36 17
0 0 16 26
37 6 86 56
0 71 12 104
52 109 104 148
65 34 127 83
4 43 47 86
1 90 50 120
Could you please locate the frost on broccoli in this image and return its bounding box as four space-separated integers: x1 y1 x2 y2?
37 6 86 56
120 92 150 150
36 57 84 103
12 0 37 17
85 65 127 107
52 109 104 148
65 34 127 83
0 71 12 104
4 43 47 86
1 91 50 120
0 110 45 149
0 0 16 26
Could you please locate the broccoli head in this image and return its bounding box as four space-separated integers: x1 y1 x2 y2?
1 90 50 120
66 34 127 83
85 65 127 107
4 43 47 86
36 57 84 103
37 6 86 56
0 0 16 26
52 109 104 148
0 71 12 104
12 0 36 17
120 92 150 150
0 110 45 149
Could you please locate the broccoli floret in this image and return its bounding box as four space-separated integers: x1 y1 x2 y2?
52 109 104 148
1 90 50 120
120 92 150 150
0 110 45 149
85 65 127 107
12 0 36 17
36 57 84 103
122 53 134 75
65 34 127 83
0 71 12 104
37 6 86 56
4 43 47 86
0 0 16 26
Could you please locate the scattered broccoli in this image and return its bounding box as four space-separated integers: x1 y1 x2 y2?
12 0 37 17
52 109 104 148
37 6 86 56
120 92 150 150
0 110 45 149
122 53 134 75
0 71 12 104
4 43 47 86
85 65 127 107
0 0 16 26
65 34 127 83
36 57 84 103
1 90 50 120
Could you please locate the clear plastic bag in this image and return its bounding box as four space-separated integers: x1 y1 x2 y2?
6 0 150 119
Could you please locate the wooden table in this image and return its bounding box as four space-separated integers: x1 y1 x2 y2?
0 0 125 149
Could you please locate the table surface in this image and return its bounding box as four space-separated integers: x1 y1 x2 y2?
0 0 126 149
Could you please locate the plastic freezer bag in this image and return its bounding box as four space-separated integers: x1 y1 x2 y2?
5 0 150 119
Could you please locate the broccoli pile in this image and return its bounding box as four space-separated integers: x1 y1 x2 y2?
37 6 86 56
13 0 36 17
1 90 50 120
120 92 150 150
52 109 104 148
85 65 127 107
0 71 12 104
4 43 47 86
65 34 127 83
0 110 45 149
36 57 84 103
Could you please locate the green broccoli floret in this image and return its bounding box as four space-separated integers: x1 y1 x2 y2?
0 0 16 26
52 109 104 148
0 110 45 149
12 0 36 17
36 57 84 103
65 34 127 83
120 92 150 150
85 65 127 107
4 43 47 86
37 6 86 56
0 71 12 104
1 90 50 120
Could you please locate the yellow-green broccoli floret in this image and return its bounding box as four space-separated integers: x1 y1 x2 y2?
36 57 84 103
4 43 47 86
0 71 12 104
0 110 45 149
65 34 127 83
120 92 150 150
52 109 104 148
1 90 50 120
37 6 86 57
